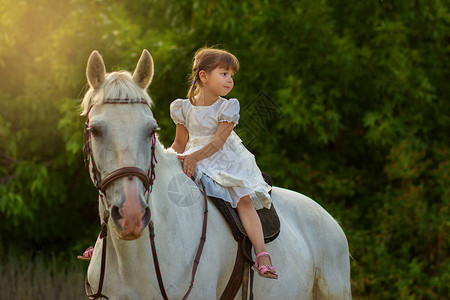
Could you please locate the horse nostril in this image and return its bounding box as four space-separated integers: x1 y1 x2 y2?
111 205 123 221
142 206 151 225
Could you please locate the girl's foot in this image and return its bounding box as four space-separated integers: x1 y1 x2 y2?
77 246 94 261
252 251 278 279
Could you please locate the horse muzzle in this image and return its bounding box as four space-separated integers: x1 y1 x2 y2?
111 202 151 240
109 176 151 240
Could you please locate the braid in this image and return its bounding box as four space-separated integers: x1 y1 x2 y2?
188 82 197 104
188 65 199 104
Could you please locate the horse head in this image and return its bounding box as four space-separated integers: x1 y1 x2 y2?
82 50 158 240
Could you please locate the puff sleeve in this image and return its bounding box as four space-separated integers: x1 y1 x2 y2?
170 99 186 125
218 98 240 125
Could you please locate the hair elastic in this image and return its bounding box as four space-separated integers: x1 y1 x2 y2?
193 80 196 85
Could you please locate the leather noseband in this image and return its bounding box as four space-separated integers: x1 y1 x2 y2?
98 167 151 194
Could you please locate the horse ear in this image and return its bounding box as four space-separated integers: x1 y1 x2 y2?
86 50 106 90
133 49 154 89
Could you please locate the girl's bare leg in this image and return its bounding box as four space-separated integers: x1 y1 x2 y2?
236 195 272 267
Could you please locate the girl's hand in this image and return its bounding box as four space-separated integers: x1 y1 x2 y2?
178 154 198 178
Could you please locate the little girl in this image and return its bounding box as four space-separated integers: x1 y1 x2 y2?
170 47 278 279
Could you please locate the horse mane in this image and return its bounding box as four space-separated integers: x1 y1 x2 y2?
81 71 153 115
153 135 186 177
157 137 183 167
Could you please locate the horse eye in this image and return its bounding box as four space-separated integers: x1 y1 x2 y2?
89 126 102 138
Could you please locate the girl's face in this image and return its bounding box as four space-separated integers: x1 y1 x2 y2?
202 67 235 97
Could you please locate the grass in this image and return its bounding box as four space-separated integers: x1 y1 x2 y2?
0 251 87 300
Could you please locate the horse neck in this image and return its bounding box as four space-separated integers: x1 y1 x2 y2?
150 138 195 225
147 139 206 250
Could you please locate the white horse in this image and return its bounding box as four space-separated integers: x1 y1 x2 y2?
81 49 351 300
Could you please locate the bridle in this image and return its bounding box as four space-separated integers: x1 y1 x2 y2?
83 98 208 300
83 98 157 209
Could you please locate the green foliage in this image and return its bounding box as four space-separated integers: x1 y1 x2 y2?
0 0 448 298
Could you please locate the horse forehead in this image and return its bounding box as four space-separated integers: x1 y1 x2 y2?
90 104 156 128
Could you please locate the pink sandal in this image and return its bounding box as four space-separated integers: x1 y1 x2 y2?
252 251 278 279
77 246 94 261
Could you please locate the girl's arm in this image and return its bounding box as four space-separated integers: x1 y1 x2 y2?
171 124 188 154
180 121 234 177
192 121 234 160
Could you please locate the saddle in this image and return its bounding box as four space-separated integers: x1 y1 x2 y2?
209 173 280 244
208 173 280 300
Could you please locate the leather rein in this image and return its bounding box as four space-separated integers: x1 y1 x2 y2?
84 100 208 300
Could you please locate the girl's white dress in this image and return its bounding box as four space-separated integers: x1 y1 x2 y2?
170 97 272 210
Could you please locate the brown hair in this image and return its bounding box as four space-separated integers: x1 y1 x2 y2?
187 47 240 104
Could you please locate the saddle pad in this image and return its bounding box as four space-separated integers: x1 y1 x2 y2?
209 173 280 243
